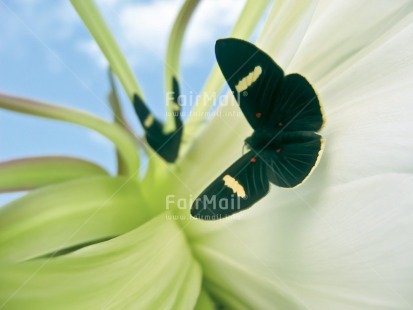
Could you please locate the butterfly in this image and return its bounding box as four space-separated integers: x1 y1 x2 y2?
133 77 183 163
191 38 324 220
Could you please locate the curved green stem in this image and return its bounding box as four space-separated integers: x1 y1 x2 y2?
108 70 132 175
164 0 200 132
107 69 128 128
71 0 142 101
0 93 139 177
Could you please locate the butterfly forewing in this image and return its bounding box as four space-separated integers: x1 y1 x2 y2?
215 38 284 130
191 151 269 220
264 132 323 187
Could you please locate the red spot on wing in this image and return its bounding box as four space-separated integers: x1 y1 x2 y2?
256 113 262 118
276 148 281 153
250 158 257 163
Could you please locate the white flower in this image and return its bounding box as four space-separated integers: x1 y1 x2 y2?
0 0 412 309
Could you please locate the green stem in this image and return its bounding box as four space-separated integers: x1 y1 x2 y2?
71 0 142 101
164 0 200 132
0 93 139 177
108 70 131 175
107 69 128 128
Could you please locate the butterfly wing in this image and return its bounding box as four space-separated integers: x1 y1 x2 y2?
191 151 269 220
215 38 284 130
263 132 323 187
133 77 183 163
270 73 323 132
216 38 323 132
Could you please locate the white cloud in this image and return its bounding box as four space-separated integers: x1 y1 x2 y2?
13 0 79 40
98 0 124 9
76 40 108 69
184 0 245 62
51 1 80 40
118 0 183 60
98 0 246 67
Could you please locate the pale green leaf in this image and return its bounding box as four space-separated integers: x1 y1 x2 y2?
0 156 108 193
0 176 150 262
194 289 215 310
0 215 201 310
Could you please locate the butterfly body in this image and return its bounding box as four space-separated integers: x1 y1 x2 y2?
191 38 324 220
245 128 282 151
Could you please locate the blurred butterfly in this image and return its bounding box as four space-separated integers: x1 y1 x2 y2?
133 77 183 163
191 38 324 220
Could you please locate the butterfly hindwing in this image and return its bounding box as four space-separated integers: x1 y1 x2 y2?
215 38 284 130
191 151 269 220
263 132 323 187
270 73 323 132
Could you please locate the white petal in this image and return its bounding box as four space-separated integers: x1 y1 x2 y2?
289 0 413 84
257 0 318 68
318 18 413 184
190 174 413 309
179 1 413 308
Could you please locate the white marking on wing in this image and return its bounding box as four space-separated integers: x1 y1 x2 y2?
235 66 262 93
172 103 180 111
144 114 154 128
223 175 246 198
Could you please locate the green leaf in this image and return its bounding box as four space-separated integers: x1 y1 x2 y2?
0 176 150 262
71 0 142 101
0 156 108 193
0 93 139 176
0 215 201 309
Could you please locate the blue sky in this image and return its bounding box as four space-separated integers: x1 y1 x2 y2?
0 0 266 204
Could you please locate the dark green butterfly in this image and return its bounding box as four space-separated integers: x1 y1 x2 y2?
191 38 324 220
133 77 183 163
